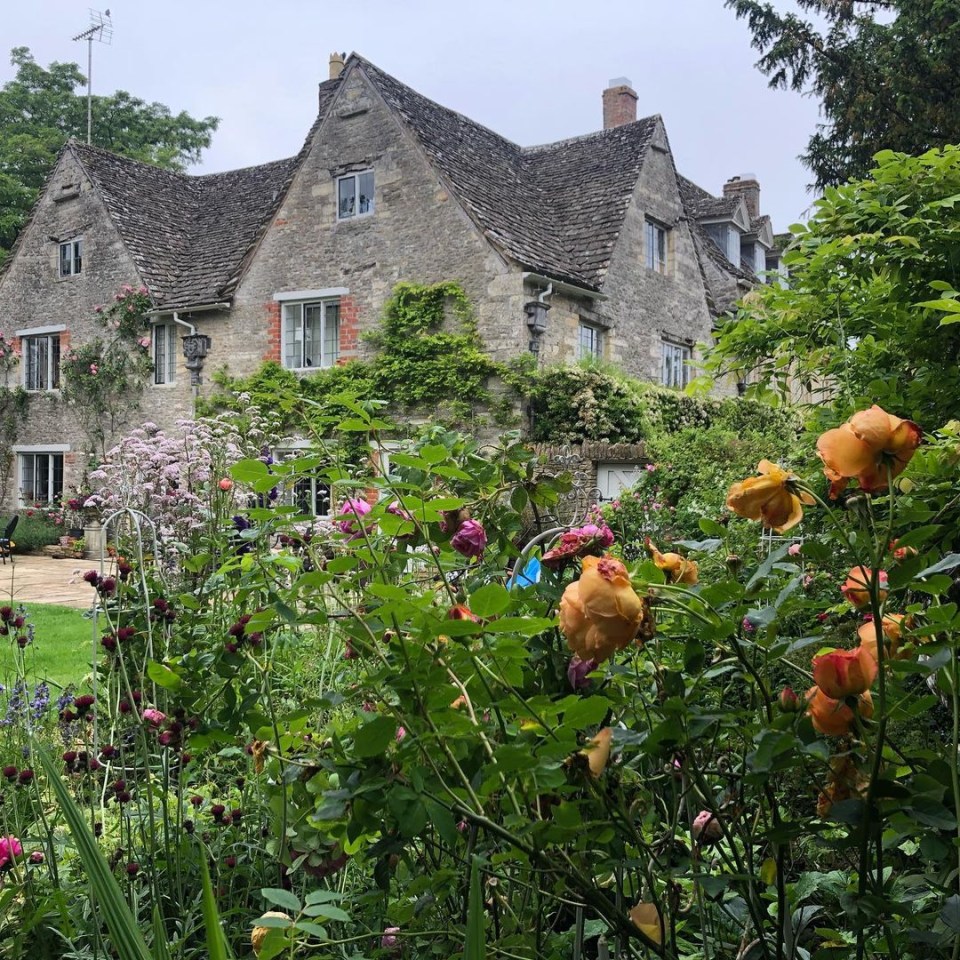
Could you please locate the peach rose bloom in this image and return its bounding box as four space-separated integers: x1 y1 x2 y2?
812 646 878 699
858 613 908 660
840 566 888 608
559 556 649 662
806 686 874 737
629 902 663 945
817 405 921 498
582 727 613 778
648 541 699 585
726 460 814 533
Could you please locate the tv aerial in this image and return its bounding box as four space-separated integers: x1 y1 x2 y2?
72 9 114 145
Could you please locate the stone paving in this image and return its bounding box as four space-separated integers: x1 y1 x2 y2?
0 553 105 609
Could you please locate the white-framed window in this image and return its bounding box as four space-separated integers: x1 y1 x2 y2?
152 323 177 385
577 321 604 360
58 239 82 277
282 300 340 370
645 220 667 274
276 450 333 518
661 340 692 389
19 452 64 505
23 334 61 391
337 170 374 220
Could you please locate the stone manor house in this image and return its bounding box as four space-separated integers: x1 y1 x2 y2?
0 52 779 512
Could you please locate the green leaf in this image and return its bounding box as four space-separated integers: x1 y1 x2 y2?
560 695 611 729
231 458 270 483
465 856 486 960
917 298 960 312
35 745 154 960
200 853 236 960
261 888 302 913
469 583 511 618
941 894 960 933
913 553 960 579
353 715 398 757
146 661 182 690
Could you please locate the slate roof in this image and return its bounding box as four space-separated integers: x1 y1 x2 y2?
63 78 343 309
356 56 657 289
676 175 741 221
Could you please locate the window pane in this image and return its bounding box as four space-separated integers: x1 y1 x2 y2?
74 240 82 274
60 245 71 276
645 223 654 270
338 176 356 219
36 455 50 503
358 172 374 214
50 335 60 389
283 303 301 368
166 326 177 381
154 325 168 384
656 228 666 271
52 455 63 501
304 304 323 367
20 456 35 503
324 302 340 366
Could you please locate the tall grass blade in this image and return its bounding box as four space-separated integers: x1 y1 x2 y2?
464 855 486 960
199 851 236 960
36 743 154 960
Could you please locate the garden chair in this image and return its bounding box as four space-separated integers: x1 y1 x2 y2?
0 515 18 564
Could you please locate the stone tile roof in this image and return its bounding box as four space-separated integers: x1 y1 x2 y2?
676 175 755 282
357 56 657 289
65 78 343 309
676 175 740 221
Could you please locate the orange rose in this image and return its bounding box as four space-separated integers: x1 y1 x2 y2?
817 405 922 498
628 902 663 946
647 540 698 585
252 913 290 956
726 460 814 533
559 556 650 662
858 614 908 660
806 686 874 736
812 647 878 699
840 566 888 608
581 727 613 778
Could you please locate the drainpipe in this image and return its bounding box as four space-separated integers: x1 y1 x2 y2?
171 312 199 414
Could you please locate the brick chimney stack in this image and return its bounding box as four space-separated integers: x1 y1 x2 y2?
329 51 346 80
602 77 638 129
723 174 761 220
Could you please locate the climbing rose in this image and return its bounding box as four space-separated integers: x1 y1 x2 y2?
450 519 487 558
726 460 814 533
858 614 908 661
692 810 723 844
559 555 652 663
580 727 613 778
541 523 614 569
647 539 698 585
251 913 290 956
817 405 921 498
812 647 878 699
628 902 663 946
337 498 372 538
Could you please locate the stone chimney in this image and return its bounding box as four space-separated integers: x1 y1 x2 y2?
602 77 638 129
329 51 346 80
723 174 761 220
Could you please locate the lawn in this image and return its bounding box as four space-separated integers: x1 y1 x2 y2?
0 603 94 693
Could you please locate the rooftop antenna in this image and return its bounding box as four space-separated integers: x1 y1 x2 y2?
72 8 113 145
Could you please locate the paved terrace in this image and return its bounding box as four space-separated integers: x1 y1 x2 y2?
0 554 102 609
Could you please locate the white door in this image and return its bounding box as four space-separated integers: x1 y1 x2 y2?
596 463 644 503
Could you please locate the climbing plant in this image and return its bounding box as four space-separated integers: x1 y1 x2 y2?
0 332 28 504
60 285 153 459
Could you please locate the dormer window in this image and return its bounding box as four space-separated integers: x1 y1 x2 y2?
337 171 374 220
705 223 740 265
59 239 82 277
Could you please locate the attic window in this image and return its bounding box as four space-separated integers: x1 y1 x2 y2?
58 239 82 278
337 171 374 220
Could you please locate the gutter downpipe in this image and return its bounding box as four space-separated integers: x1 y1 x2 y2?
170 311 199 414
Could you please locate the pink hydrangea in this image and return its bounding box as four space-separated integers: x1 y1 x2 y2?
451 519 487 558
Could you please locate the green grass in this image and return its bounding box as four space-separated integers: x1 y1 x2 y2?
1 603 94 692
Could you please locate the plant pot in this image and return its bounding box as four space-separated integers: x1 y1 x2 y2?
68 527 83 540
59 535 73 547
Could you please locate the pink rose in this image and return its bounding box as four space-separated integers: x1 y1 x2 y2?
692 810 723 844
788 543 801 556
89 364 99 375
450 519 486 558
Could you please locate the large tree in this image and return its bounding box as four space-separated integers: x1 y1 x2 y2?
0 47 218 264
726 0 960 188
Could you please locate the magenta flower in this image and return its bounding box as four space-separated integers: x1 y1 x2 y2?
337 498 372 538
0 836 22 868
451 519 487 558
381 927 401 951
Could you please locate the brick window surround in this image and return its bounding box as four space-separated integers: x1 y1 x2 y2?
264 290 359 366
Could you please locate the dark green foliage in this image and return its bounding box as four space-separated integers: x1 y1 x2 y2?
0 47 219 263
727 0 960 188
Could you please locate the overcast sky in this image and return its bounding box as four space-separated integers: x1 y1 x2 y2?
3 0 824 231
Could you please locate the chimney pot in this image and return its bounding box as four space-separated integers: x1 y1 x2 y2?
602 77 638 130
329 51 346 80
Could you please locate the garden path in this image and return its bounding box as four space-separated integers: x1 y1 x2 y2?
0 554 101 609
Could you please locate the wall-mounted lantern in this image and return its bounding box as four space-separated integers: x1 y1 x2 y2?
182 334 212 386
524 300 550 354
